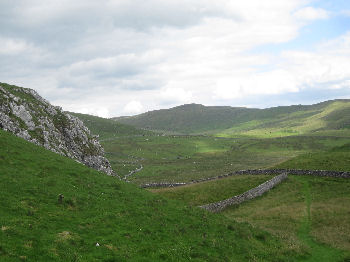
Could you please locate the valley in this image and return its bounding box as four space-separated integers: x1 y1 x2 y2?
1 84 350 261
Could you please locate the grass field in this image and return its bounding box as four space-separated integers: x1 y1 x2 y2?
1 129 304 261
103 136 294 184
151 174 350 261
102 134 350 185
223 175 350 261
150 175 274 206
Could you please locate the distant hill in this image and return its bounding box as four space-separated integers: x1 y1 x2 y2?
113 103 259 134
69 112 152 140
113 100 350 136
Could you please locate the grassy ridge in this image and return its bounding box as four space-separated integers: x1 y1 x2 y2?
217 100 350 138
113 100 350 136
0 129 298 261
113 104 259 134
69 112 152 140
274 143 350 171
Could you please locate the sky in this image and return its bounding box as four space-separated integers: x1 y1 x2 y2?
1 0 350 117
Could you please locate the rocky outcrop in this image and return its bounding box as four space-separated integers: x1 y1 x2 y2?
200 173 288 213
0 83 115 176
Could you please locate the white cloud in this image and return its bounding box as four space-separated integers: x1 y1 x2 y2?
0 37 30 55
123 100 144 115
340 10 350 17
0 0 349 116
293 7 329 21
159 87 193 104
214 70 299 100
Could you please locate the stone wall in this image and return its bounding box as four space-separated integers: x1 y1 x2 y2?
199 173 288 213
140 169 350 188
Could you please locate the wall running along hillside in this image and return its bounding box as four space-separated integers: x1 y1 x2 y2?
140 169 350 188
199 173 288 213
0 84 115 176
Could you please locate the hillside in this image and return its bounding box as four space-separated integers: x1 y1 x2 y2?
0 129 296 261
113 100 350 136
0 82 113 175
69 112 152 140
113 103 259 134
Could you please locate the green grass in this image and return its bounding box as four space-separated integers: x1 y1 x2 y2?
150 175 273 206
274 143 350 171
113 99 350 136
102 135 295 184
222 175 350 261
102 133 350 184
296 178 343 262
0 129 301 261
69 112 152 140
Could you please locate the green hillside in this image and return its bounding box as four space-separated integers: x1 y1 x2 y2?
69 112 152 140
113 100 350 136
0 129 297 261
113 103 259 134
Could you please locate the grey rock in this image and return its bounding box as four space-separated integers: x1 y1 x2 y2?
0 84 116 176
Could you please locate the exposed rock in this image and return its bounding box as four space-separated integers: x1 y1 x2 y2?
0 83 115 176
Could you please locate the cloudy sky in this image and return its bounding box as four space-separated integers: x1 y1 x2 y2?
1 0 350 117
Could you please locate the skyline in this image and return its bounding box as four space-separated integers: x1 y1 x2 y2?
1 0 350 117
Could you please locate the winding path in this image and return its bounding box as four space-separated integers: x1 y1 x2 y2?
123 165 143 182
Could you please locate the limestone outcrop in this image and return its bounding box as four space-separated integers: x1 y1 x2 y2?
0 83 115 176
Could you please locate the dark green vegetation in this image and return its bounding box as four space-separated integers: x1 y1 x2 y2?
113 100 350 137
0 129 299 261
68 112 152 140
113 103 258 134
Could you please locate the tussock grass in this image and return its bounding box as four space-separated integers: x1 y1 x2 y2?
223 176 350 260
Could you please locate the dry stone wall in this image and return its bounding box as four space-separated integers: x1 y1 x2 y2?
0 83 115 176
140 169 350 188
200 173 288 213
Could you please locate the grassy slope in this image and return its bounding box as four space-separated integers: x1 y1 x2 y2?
217 100 350 138
223 175 350 261
113 100 350 136
0 129 297 261
113 103 259 134
69 112 152 140
150 175 273 206
274 143 350 171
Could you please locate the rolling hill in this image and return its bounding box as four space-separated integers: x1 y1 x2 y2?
113 100 350 136
69 112 152 140
0 128 296 261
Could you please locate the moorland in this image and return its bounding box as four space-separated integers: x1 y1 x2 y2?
1 84 350 261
